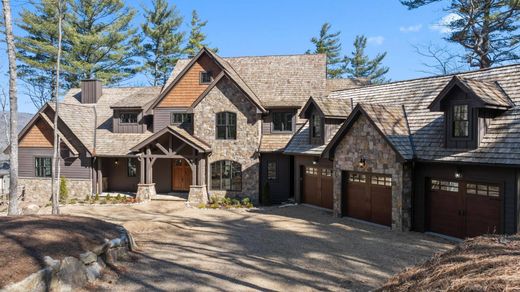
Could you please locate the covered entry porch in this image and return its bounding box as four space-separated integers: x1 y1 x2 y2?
132 126 212 202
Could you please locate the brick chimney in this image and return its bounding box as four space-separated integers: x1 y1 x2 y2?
80 79 103 103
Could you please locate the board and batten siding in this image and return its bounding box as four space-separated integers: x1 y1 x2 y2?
112 110 147 133
261 109 297 135
19 147 91 179
153 108 193 133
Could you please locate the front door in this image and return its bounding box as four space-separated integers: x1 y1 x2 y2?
172 159 192 192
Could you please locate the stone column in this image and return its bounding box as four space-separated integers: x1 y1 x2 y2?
188 185 209 206
136 183 156 201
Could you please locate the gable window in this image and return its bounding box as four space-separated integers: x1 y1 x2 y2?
267 161 277 180
453 105 469 137
120 112 138 124
272 112 293 132
211 160 242 191
311 114 322 138
171 113 192 125
216 112 236 140
200 71 212 84
35 157 52 177
127 158 137 177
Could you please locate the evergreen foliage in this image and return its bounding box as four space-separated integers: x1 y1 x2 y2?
307 22 346 78
344 35 390 84
185 10 217 57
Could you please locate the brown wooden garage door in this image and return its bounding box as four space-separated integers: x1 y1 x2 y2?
427 178 502 239
302 167 333 209
342 172 392 226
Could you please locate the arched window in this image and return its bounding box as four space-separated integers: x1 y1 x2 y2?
216 112 236 140
211 160 242 191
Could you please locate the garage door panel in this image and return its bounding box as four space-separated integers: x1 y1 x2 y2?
346 182 371 221
370 185 392 226
465 196 501 238
429 190 464 238
303 167 333 209
321 175 334 210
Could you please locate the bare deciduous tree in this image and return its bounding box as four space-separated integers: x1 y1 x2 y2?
412 42 467 75
0 88 8 143
2 0 19 215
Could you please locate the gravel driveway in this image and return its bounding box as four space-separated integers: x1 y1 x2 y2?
52 197 452 291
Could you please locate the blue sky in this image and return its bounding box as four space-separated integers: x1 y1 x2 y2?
2 0 463 113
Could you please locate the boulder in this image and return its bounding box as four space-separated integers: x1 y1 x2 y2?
85 262 103 282
79 251 97 265
21 203 39 215
57 257 88 290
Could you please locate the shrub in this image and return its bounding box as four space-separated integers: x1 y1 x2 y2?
69 198 77 204
116 194 122 202
242 197 253 208
198 202 207 209
59 177 69 204
262 182 271 206
85 194 90 202
94 193 100 201
106 194 111 201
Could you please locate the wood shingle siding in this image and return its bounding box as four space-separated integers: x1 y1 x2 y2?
158 54 222 108
19 118 54 148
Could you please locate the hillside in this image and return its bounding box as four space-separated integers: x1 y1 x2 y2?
0 112 34 160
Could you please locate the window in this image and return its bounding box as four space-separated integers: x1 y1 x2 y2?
311 114 322 138
267 161 277 180
431 179 459 192
216 112 236 140
305 167 318 175
171 113 192 125
467 183 500 197
321 168 333 177
120 112 138 124
371 175 392 186
453 105 469 137
349 173 366 183
200 71 212 84
35 157 52 177
127 158 137 177
272 112 293 132
211 160 242 191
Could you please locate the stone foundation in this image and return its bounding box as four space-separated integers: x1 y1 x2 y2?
136 183 156 201
18 177 92 207
188 185 209 205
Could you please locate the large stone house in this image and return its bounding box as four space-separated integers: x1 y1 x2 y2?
12 47 520 239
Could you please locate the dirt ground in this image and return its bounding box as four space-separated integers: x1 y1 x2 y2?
379 235 520 291
0 215 121 288
46 198 453 291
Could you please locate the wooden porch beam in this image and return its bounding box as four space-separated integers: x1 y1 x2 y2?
155 143 169 155
173 143 186 155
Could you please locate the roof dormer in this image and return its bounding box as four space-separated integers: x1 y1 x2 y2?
429 76 514 149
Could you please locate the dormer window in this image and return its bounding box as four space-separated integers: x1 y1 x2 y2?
120 112 138 124
272 112 293 132
311 114 322 138
171 113 192 125
453 104 469 137
200 71 212 84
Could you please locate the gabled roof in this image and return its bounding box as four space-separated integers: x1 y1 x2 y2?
300 96 353 119
150 47 266 113
428 75 514 111
130 125 211 153
283 121 342 156
325 103 414 161
165 51 328 108
111 87 161 109
326 78 369 92
189 70 266 113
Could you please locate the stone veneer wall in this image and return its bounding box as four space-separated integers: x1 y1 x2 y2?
19 177 92 206
193 77 261 202
332 115 412 231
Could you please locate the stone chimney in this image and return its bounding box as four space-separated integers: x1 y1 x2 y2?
80 79 103 103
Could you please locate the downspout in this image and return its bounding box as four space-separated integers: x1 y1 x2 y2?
403 105 417 231
92 106 98 194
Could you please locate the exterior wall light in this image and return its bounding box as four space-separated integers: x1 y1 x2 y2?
455 167 462 179
114 159 119 167
358 157 366 168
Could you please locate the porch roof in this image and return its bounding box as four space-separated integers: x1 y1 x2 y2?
130 126 211 154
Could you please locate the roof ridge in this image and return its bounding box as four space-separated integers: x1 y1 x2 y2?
175 53 326 62
331 63 520 94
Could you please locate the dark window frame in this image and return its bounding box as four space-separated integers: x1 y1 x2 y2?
310 113 322 138
120 112 138 124
210 160 242 191
35 157 52 177
272 111 293 133
127 158 137 177
452 104 469 138
216 112 237 140
267 161 277 181
170 113 193 125
200 71 213 84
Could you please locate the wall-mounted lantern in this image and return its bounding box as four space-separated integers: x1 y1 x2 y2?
358 157 366 168
454 167 462 179
114 159 119 167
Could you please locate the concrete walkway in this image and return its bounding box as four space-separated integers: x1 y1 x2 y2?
53 200 453 291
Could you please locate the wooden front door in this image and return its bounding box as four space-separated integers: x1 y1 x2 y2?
342 172 392 227
172 159 192 192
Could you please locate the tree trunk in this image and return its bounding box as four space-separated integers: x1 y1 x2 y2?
2 0 19 215
479 0 492 68
51 0 63 215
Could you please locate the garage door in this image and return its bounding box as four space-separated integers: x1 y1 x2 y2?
342 172 392 226
427 179 502 238
302 167 333 209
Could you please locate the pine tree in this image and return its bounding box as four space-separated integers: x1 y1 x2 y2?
401 0 520 68
185 10 217 58
141 0 184 86
307 22 346 79
17 0 69 107
344 35 389 84
65 0 140 87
